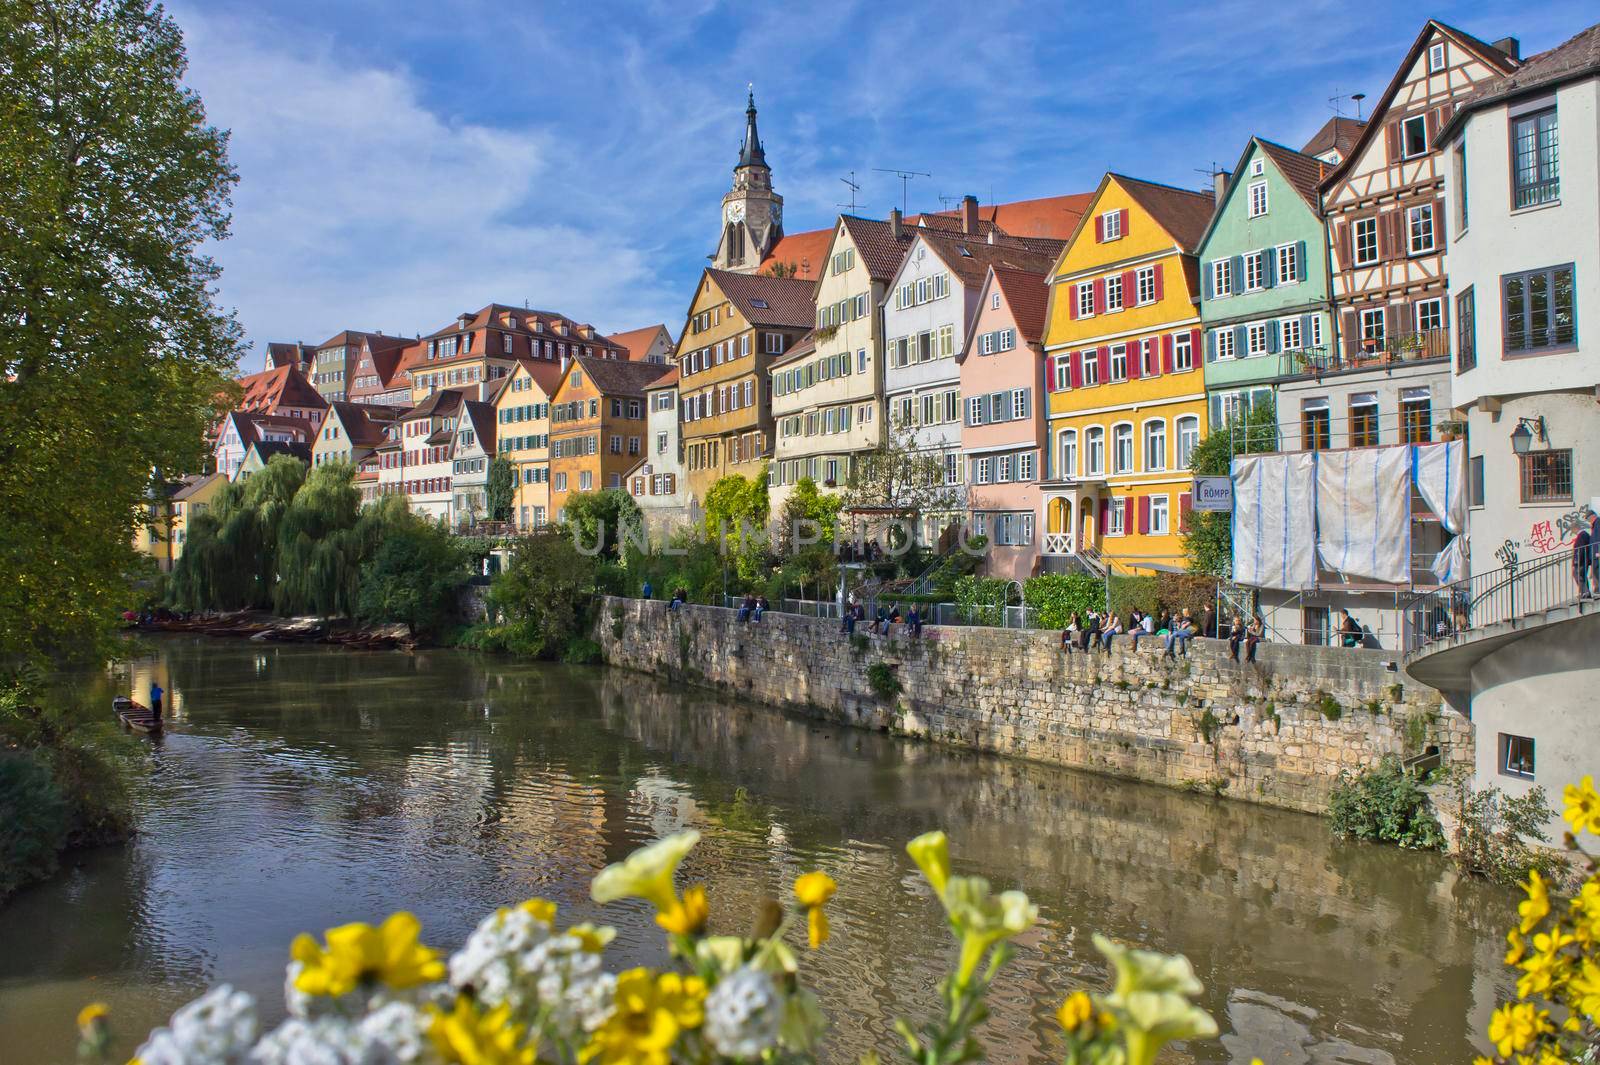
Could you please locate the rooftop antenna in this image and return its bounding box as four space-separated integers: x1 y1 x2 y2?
837 171 861 212
1352 92 1367 120
937 193 960 210
1329 91 1368 120
874 167 931 215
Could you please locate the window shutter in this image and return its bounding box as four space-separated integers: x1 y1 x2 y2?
1095 215 1105 242
1137 495 1150 535
1432 196 1446 247
1094 278 1107 314
1070 350 1082 388
1233 325 1247 353
1262 247 1276 288
1178 492 1192 532
1267 320 1281 353
1153 263 1165 302
1166 333 1178 372
1122 497 1134 532
1096 346 1110 381
1426 107 1441 142
1202 262 1213 300
1069 288 1079 319
1300 314 1314 350
1129 340 1143 379
1045 358 1055 392
1121 269 1137 300
1385 121 1402 164
1119 209 1130 236
1230 255 1244 285
1296 240 1308 281
1098 498 1110 534
1334 223 1351 268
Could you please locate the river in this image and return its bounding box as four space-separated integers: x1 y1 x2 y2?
0 636 1515 1063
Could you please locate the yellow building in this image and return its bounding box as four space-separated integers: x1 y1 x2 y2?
493 359 563 530
1040 174 1215 573
169 472 226 561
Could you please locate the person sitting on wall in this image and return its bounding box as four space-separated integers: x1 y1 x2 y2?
906 605 923 639
1339 609 1363 648
1245 613 1265 663
1100 612 1124 651
1163 610 1195 660
1081 609 1102 652
1061 614 1081 654
753 595 768 622
1228 614 1247 662
1128 609 1145 651
669 588 685 611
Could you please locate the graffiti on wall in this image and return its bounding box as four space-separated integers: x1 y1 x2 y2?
1525 505 1599 557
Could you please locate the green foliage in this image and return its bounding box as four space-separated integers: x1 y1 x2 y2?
866 661 901 702
169 457 308 611
562 489 642 562
1022 574 1106 629
952 576 1012 626
1264 701 1280 732
1445 777 1560 884
1197 708 1221 744
703 470 770 582
1314 691 1342 720
1181 399 1277 577
1402 710 1432 752
1106 575 1159 618
561 637 603 665
486 458 515 523
475 532 599 659
0 0 241 663
356 510 471 638
274 462 379 617
777 476 841 551
628 534 728 605
1327 757 1445 849
0 752 69 901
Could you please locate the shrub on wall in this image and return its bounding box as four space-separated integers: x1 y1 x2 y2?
1022 574 1106 629
952 576 1010 626
1327 757 1444 850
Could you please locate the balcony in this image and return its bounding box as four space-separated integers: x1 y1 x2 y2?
1276 328 1449 380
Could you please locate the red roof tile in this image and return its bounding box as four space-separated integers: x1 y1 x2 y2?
606 324 674 362
236 364 327 414
1255 139 1333 210
1299 117 1366 162
990 267 1051 345
707 269 817 328
1110 175 1218 254
913 193 1093 240
758 228 834 280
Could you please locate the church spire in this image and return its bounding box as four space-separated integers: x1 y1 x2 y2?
738 85 766 169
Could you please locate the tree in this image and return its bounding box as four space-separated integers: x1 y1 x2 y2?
703 470 770 584
562 489 642 562
0 0 241 662
843 414 960 547
778 476 842 553
761 261 799 279
486 458 515 524
356 507 470 638
1182 399 1278 577
482 531 598 659
275 461 378 618
168 455 306 611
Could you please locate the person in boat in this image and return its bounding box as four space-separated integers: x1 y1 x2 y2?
149 682 163 716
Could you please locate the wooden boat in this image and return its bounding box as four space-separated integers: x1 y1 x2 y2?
112 696 162 734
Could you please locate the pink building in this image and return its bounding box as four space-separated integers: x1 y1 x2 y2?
958 266 1052 580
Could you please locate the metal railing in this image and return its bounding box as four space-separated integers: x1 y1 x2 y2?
1401 551 1582 653
1279 328 1449 379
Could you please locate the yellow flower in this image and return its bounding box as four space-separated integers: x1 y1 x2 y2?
1057 991 1094 1033
1515 929 1574 999
290 912 445 997
1518 870 1551 935
1569 956 1600 1024
77 1002 109 1030
1487 1001 1551 1058
655 884 709 935
429 997 535 1065
591 831 700 912
570 923 616 953
794 872 838 948
580 968 706 1065
1505 928 1527 965
906 831 951 897
517 898 557 924
1570 880 1600 945
1564 775 1600 835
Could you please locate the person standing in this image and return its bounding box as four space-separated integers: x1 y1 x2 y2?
642 580 653 601
149 681 164 716
1339 609 1363 648
1574 522 1594 600
1588 508 1600 596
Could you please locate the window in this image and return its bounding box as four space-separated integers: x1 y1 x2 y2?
1173 332 1193 371
1136 266 1156 305
1359 307 1387 350
1214 328 1236 360
1085 427 1105 476
1512 108 1560 209
1081 350 1099 387
1500 734 1535 780
1112 424 1134 472
554 472 567 491
1415 297 1444 335
996 455 1012 482
1144 420 1166 471
1176 416 1199 469
1101 210 1122 240
1076 282 1094 318
1109 344 1127 380
1058 430 1078 477
1402 114 1428 158
1246 322 1269 356
1105 274 1124 311
1503 265 1577 353
945 453 960 484
857 349 867 374
1428 41 1446 72
1018 452 1035 481
1244 252 1265 291
1456 287 1476 371
992 291 1001 309
1108 498 1126 535
1280 316 1302 352
1301 398 1331 451
1149 494 1169 535
1469 455 1484 508
1454 142 1469 231
1400 387 1432 444
1519 450 1573 503
1011 388 1028 420
1349 392 1380 448
1211 259 1232 297
1407 204 1436 254
1248 181 1268 217
656 431 668 454
1353 217 1379 265
1276 242 1299 285
974 457 991 484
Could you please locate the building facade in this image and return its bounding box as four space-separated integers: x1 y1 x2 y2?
608 324 676 365
311 402 400 471
312 331 410 403
1197 139 1338 429
627 370 694 537
449 401 498 529
548 356 670 522
401 304 625 405
496 361 560 531
1041 175 1214 573
676 269 813 507
169 472 226 561
392 389 466 521
213 411 311 481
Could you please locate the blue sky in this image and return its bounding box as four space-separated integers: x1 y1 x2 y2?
174 0 1595 369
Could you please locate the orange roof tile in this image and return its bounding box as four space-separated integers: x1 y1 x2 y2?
758 227 833 280
606 324 674 362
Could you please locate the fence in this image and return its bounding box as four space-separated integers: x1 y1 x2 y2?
1401 551 1580 653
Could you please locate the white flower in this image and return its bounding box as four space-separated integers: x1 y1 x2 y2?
703 968 782 1060
522 932 608 1032
567 971 617 1033
135 985 259 1065
447 906 554 1009
357 1002 437 1063
248 1005 439 1065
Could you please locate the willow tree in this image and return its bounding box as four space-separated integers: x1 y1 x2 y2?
169 456 305 611
0 0 241 662
274 461 374 618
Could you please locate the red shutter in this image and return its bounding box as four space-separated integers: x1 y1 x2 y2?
1123 497 1134 533
1094 215 1105 242
1070 350 1082 388
1433 196 1446 247
1098 498 1110 534
1385 121 1402 164
1161 334 1174 374
1044 357 1056 392
1152 263 1164 302
1189 328 1201 366
1097 347 1110 382
1179 492 1192 532
1068 286 1079 319
1334 222 1351 268
1119 209 1130 236
1137 495 1151 534
1426 107 1441 142
1122 269 1137 303
1341 309 1358 355
1129 341 1143 379
1093 278 1107 314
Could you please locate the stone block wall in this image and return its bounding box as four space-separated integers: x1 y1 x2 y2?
594 598 1473 815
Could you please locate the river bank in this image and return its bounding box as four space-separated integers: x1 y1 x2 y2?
135 610 418 649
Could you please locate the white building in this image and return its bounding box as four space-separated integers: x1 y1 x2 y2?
450 400 498 529
393 389 466 522
627 369 693 537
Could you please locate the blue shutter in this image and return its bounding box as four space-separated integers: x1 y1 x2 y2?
1205 330 1217 362
1267 320 1281 352
1230 255 1244 286
1233 325 1247 354
1296 241 1308 281
1202 262 1214 300
1262 247 1276 288
1299 314 1314 351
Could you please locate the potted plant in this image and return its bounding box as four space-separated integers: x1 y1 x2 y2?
1436 419 1466 441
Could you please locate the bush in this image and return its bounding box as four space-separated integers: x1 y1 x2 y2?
1328 757 1445 849
866 661 901 701
561 637 604 665
1444 776 1560 885
478 532 599 660
1022 574 1105 629
0 752 70 900
356 513 471 639
952 576 1011 626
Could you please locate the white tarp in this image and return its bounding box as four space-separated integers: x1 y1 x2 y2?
1231 452 1317 590
1431 534 1466 584
1316 447 1412 583
1413 440 1466 533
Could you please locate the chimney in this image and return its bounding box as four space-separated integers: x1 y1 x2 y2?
961 194 979 234
889 208 902 240
1492 36 1520 61
1213 169 1231 206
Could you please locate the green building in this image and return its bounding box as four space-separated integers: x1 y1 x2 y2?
1196 138 1336 429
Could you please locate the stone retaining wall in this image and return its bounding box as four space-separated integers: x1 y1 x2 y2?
594 597 1474 815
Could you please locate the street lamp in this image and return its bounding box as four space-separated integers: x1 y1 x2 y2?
1509 416 1546 456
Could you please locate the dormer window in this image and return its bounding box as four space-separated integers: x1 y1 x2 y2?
1428 41 1446 72
1100 210 1122 241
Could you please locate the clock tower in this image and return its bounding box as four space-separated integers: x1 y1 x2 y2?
712 89 784 273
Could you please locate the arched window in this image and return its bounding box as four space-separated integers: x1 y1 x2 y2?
1085 426 1106 476
1058 428 1078 479
1176 415 1200 469
1112 423 1135 472
1144 419 1167 471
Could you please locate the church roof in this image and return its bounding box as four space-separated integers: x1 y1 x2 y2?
737 89 766 169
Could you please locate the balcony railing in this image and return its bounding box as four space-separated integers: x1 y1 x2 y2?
1278 328 1450 379
1042 531 1074 556
1400 551 1580 653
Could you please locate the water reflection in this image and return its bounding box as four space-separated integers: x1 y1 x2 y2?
0 637 1513 1064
